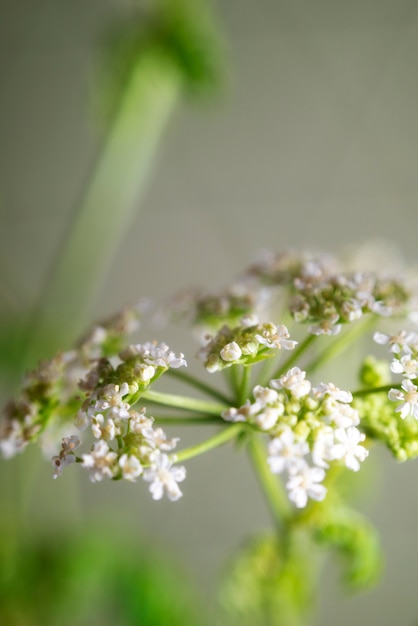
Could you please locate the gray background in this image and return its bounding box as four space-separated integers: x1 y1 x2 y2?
1 1 418 624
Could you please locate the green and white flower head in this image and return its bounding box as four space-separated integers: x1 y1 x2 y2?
198 320 297 372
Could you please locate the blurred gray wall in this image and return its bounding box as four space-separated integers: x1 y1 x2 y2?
1 1 418 625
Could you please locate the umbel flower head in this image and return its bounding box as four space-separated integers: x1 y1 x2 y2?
1 243 418 510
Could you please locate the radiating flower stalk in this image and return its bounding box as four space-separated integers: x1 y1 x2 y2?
2 246 418 625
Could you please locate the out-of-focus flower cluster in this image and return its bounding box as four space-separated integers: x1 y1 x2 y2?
0 304 187 501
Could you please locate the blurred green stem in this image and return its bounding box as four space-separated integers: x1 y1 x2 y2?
247 434 292 528
25 47 183 366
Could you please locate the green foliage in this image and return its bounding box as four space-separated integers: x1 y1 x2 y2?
219 532 318 626
0 528 202 626
98 0 224 125
313 506 383 590
355 357 418 461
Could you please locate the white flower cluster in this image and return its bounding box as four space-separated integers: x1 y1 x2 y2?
162 284 267 330
375 331 418 419
222 368 369 508
198 319 297 372
61 387 186 501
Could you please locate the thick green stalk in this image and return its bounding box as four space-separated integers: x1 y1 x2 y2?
25 48 183 366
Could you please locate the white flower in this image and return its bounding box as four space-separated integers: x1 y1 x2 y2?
327 402 360 428
255 323 297 351
267 430 309 474
120 342 187 369
81 440 118 482
254 407 282 431
135 364 156 382
220 341 242 362
313 382 352 403
332 427 368 471
311 427 336 469
253 385 279 405
286 464 327 508
390 355 418 379
91 415 116 440
143 453 186 501
373 331 417 354
119 454 143 482
129 410 155 438
271 367 311 399
94 383 131 420
388 379 418 419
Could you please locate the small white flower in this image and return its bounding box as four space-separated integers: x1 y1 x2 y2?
135 363 156 382
390 355 418 379
313 382 352 403
388 379 418 419
91 415 116 440
332 427 368 471
254 407 282 431
220 341 242 362
253 385 279 405
255 324 297 351
286 464 327 508
311 427 336 469
373 331 417 354
81 440 118 482
271 367 311 399
119 454 143 482
327 402 360 428
129 410 155 438
267 430 309 474
143 453 186 501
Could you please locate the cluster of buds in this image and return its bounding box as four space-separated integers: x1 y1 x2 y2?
198 319 297 372
244 249 411 335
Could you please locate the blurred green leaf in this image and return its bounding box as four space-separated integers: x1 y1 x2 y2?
313 505 383 590
219 531 318 626
0 527 203 626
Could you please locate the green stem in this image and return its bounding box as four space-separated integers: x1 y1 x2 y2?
226 365 241 400
141 389 227 416
352 383 400 398
306 315 377 375
24 48 183 366
153 415 223 425
247 434 292 527
166 368 234 404
238 365 252 405
174 423 244 463
268 334 318 383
